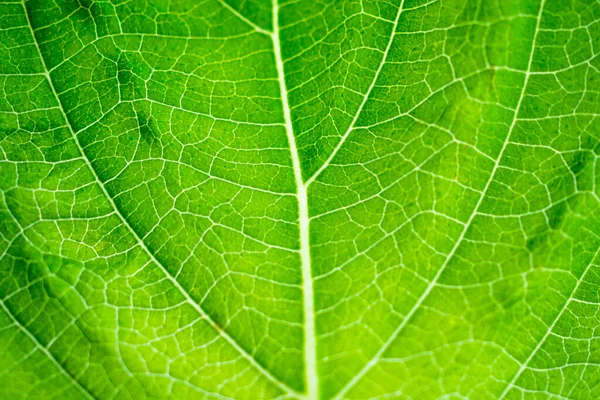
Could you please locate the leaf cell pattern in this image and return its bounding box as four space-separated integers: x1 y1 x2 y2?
1 0 600 399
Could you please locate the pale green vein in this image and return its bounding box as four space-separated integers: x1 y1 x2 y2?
498 243 600 399
305 0 406 187
21 1 299 397
271 0 317 397
218 0 271 35
0 301 96 400
332 0 548 398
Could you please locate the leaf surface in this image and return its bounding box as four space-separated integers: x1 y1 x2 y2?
1 0 600 399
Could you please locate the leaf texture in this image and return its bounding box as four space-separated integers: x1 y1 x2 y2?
1 0 600 399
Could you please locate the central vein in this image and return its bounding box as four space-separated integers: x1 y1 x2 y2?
271 1 318 398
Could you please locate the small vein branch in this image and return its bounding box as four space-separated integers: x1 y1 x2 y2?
218 0 271 35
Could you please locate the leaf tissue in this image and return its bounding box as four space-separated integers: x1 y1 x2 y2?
1 0 600 399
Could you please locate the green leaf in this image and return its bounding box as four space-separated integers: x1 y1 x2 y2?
1 0 600 399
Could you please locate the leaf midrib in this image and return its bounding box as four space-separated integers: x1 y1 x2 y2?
271 1 317 397
221 1 410 397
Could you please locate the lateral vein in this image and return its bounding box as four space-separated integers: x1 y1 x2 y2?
332 0 547 397
498 241 600 399
305 0 407 187
0 301 96 400
21 1 298 397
